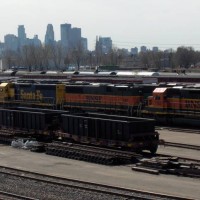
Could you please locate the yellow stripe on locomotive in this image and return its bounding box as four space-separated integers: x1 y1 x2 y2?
0 82 15 101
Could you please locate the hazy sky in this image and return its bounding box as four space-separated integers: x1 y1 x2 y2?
0 0 200 50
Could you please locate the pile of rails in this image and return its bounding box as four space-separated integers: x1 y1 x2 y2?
46 142 142 165
132 156 200 178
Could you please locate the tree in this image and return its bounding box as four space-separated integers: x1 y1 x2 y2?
139 51 151 69
50 43 63 70
175 46 196 68
3 50 19 69
71 42 85 71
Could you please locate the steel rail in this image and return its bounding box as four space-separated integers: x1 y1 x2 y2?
0 166 191 200
164 142 200 151
156 126 200 134
0 190 38 200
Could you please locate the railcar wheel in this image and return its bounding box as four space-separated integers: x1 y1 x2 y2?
149 144 158 155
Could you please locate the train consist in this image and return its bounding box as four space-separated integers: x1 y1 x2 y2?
0 107 159 154
0 81 200 126
1 70 200 84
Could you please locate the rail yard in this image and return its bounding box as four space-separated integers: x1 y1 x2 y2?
0 70 200 199
0 128 200 199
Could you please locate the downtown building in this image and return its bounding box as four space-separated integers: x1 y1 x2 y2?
18 25 27 48
60 23 87 52
131 47 138 55
45 24 55 46
140 46 147 53
4 34 19 51
95 36 112 54
60 23 72 51
4 25 42 52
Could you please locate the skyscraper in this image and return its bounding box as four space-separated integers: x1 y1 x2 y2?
81 37 88 51
45 24 55 46
131 47 138 55
18 25 26 47
140 46 147 53
4 34 18 51
60 23 71 50
152 46 159 53
70 27 81 48
96 36 112 54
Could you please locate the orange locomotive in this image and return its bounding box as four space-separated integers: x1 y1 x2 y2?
144 87 200 126
63 83 145 115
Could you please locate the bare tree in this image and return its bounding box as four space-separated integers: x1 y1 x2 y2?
21 45 34 71
71 42 85 71
175 46 196 68
3 51 11 69
50 43 63 70
40 45 51 70
64 52 72 69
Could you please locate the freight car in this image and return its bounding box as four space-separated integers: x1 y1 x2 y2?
73 72 200 84
61 113 158 154
0 107 159 154
2 69 200 84
10 70 200 84
0 107 68 137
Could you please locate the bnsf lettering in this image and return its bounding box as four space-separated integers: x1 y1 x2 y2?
20 90 43 100
85 96 102 103
185 100 200 109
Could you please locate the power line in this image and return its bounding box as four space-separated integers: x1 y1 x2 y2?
112 41 200 47
90 40 200 51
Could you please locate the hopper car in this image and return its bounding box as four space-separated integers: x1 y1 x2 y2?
0 107 159 154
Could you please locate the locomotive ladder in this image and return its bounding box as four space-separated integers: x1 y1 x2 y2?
137 102 143 117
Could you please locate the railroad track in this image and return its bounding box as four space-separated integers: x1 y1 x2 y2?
0 166 192 200
160 141 200 151
156 126 200 134
0 190 38 200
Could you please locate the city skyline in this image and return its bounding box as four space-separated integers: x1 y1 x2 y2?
0 0 200 50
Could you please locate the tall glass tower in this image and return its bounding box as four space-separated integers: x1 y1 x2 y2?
60 23 71 50
18 25 26 47
45 24 55 46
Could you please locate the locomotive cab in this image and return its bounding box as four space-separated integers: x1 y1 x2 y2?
148 87 168 109
0 82 14 101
